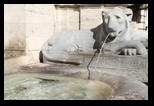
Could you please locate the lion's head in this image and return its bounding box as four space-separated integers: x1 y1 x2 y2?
102 7 133 38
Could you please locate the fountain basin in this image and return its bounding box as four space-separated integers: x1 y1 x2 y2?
17 63 148 100
4 73 114 100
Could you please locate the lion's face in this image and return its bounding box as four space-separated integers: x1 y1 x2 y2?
102 7 132 38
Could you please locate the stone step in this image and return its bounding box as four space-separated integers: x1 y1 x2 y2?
39 53 148 82
19 54 148 82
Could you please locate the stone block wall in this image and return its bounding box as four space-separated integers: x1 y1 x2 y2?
80 6 102 30
4 4 26 58
55 6 80 33
4 4 56 74
25 4 55 61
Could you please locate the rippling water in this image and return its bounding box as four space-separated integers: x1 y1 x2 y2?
4 73 114 100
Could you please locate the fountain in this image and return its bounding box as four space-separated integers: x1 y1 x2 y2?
4 7 148 100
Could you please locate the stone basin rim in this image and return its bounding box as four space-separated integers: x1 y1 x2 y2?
18 64 148 100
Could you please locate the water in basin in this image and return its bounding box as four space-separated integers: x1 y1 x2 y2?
4 73 114 100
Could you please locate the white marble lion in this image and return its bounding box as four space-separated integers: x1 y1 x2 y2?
40 7 148 64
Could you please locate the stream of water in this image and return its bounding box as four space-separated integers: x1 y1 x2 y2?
94 33 110 70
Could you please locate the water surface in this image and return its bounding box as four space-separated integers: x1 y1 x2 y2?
4 73 114 100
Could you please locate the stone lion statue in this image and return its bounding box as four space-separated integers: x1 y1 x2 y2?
40 7 148 64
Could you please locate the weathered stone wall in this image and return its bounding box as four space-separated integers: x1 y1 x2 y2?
25 4 55 61
4 4 56 74
80 6 102 30
4 4 26 58
4 4 26 74
55 6 79 33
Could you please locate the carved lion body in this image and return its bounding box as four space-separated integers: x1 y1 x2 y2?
40 7 148 64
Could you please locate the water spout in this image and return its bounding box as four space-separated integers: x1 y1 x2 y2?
95 33 110 67
87 33 110 80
